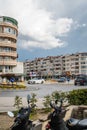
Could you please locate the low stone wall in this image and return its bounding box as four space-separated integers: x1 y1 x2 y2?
64 105 87 121
72 105 87 119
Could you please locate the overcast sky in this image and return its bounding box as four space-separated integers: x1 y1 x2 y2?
0 0 87 61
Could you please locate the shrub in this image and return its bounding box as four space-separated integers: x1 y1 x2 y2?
51 91 67 101
67 89 87 105
43 95 52 112
14 96 22 110
43 89 87 108
30 93 37 114
43 91 68 111
0 84 26 89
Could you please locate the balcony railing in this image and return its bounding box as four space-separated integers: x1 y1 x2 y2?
0 60 17 66
0 52 17 57
0 41 16 48
0 33 17 40
0 22 18 30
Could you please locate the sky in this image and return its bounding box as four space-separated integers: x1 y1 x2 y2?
0 0 87 61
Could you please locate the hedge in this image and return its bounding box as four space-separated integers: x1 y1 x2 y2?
0 84 26 89
67 89 87 105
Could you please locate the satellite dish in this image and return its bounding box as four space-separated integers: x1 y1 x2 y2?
7 111 14 118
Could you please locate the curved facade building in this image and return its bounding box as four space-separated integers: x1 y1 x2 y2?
0 16 18 75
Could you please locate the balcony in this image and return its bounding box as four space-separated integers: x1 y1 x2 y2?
0 52 17 58
0 41 16 48
0 22 18 30
0 60 17 66
0 33 17 40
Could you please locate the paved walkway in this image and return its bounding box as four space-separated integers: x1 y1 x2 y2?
0 97 44 112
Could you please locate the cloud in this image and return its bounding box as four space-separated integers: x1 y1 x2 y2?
73 21 87 30
0 0 84 50
18 17 73 49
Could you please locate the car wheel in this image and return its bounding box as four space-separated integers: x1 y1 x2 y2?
41 81 44 84
33 81 35 84
74 83 77 86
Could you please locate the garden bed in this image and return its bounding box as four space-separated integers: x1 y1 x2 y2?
0 84 26 89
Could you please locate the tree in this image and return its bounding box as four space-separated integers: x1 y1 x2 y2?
14 96 22 110
43 95 52 112
30 93 37 113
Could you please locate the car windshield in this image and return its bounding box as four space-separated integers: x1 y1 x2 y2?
31 78 42 80
31 78 38 80
60 77 66 79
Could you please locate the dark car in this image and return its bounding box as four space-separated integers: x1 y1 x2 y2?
58 77 66 82
74 76 87 86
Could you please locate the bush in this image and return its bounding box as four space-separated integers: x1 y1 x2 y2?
0 84 26 89
51 91 67 101
30 93 37 114
43 95 52 112
43 91 67 112
43 89 87 108
67 89 87 105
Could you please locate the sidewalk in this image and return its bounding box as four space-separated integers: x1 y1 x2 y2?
0 97 44 112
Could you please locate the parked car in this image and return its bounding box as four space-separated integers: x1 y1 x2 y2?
28 78 45 84
57 77 66 82
74 76 87 86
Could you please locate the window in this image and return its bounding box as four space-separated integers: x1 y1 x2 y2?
4 27 16 35
81 66 87 68
81 62 86 64
81 53 87 56
0 66 3 72
8 28 11 32
5 66 13 72
81 57 87 60
0 26 2 32
0 17 3 22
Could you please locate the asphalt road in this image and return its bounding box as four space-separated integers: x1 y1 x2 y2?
0 83 87 98
0 83 87 112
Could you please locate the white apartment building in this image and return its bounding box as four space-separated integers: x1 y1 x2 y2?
0 16 24 82
24 52 87 79
13 62 24 81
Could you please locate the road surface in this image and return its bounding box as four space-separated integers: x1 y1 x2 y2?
0 83 87 98
0 83 87 112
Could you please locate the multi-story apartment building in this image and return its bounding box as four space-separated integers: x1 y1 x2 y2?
0 16 24 82
24 52 87 79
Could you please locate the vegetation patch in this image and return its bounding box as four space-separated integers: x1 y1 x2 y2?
0 84 26 89
67 89 87 105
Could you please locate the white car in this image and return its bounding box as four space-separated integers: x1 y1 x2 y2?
28 78 45 84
